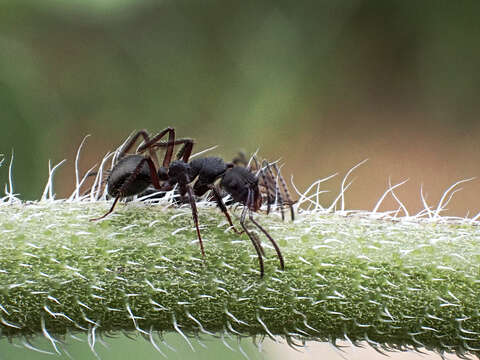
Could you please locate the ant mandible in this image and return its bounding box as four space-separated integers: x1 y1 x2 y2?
154 143 285 277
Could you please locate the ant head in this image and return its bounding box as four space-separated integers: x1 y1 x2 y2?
221 167 261 210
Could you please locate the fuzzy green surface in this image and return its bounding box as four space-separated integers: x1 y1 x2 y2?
1 201 480 356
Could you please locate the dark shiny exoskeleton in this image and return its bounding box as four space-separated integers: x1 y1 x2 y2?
160 149 284 277
90 128 192 222
220 166 261 210
166 157 227 196
107 155 152 198
91 130 286 277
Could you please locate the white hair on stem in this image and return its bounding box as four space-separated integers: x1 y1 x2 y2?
172 313 195 352
291 172 337 211
339 159 368 212
87 324 101 360
2 150 20 203
41 317 61 355
327 178 355 214
433 177 475 219
22 340 55 355
388 177 410 218
41 159 66 202
190 145 218 159
3 135 478 226
4 133 480 358
148 326 167 358
71 135 90 201
372 178 409 214
420 184 434 219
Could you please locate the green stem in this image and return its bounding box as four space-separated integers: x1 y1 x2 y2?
1 201 480 357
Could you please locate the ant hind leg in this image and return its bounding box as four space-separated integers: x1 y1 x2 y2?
208 185 243 234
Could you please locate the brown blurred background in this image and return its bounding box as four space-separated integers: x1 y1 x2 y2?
2 0 480 216
1 0 480 358
2 0 480 217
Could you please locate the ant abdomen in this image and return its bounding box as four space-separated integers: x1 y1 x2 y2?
107 155 152 198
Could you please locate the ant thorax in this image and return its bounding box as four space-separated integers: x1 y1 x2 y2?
190 157 227 183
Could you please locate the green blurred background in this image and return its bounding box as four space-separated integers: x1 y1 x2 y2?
1 0 480 358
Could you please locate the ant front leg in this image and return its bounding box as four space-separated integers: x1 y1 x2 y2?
208 184 243 234
272 163 295 221
248 210 284 271
262 160 284 219
240 191 265 278
245 188 284 271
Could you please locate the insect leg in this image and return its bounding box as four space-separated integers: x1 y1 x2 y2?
262 160 285 220
249 212 284 271
240 190 265 277
118 130 151 158
273 163 295 221
119 130 162 169
90 197 119 221
246 184 284 270
186 185 205 257
208 184 243 234
137 127 175 168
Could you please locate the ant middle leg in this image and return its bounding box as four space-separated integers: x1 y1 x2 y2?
208 184 243 234
248 213 284 271
184 185 205 258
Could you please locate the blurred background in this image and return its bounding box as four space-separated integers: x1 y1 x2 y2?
1 0 480 358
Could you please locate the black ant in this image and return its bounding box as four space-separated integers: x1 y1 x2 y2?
153 143 286 277
90 130 287 277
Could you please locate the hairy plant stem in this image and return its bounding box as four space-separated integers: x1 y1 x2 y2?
1 201 480 356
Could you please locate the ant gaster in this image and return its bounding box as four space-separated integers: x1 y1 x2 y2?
155 143 285 277
90 127 192 221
